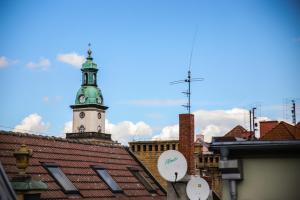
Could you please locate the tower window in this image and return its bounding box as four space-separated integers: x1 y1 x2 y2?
160 145 164 151
210 157 213 163
155 145 158 151
42 163 78 194
149 145 152 151
79 125 85 133
172 144 176 150
143 145 146 151
166 144 170 150
204 157 208 163
84 73 88 85
93 74 96 85
131 145 135 152
92 166 123 193
137 145 141 151
97 125 101 133
98 112 101 119
215 157 219 163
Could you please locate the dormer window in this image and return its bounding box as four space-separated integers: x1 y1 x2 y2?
128 167 156 193
92 165 123 193
42 163 78 194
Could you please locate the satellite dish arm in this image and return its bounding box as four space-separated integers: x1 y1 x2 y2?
171 172 180 198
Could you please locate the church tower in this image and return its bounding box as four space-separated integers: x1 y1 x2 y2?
66 45 111 143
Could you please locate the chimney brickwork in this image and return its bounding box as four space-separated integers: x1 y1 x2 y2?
179 114 195 175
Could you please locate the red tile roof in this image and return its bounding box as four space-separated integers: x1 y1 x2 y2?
260 121 300 140
0 131 166 200
224 125 253 139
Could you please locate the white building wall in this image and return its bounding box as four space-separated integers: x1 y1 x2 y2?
72 107 105 133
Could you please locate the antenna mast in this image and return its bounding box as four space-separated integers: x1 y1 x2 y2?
292 100 296 125
170 28 203 113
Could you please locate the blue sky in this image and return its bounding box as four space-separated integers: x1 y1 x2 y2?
0 0 299 143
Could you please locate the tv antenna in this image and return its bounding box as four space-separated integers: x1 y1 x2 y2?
291 99 296 125
170 28 204 113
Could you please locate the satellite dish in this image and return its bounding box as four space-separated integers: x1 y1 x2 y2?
186 176 210 200
157 150 187 182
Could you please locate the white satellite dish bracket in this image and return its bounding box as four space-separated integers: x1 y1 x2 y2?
171 172 180 197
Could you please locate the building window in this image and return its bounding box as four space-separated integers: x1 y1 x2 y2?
92 166 123 193
132 145 135 152
128 167 156 193
155 145 158 151
215 157 219 163
98 112 101 119
172 144 176 150
160 145 164 151
97 125 101 133
84 73 88 85
79 125 85 133
137 145 141 151
93 73 96 85
43 163 78 194
199 157 203 163
209 157 213 163
166 144 170 150
149 145 152 151
204 157 208 163
143 145 146 151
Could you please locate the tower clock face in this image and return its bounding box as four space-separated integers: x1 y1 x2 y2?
79 112 85 118
79 95 85 103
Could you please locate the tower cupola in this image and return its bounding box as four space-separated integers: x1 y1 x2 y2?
67 45 111 144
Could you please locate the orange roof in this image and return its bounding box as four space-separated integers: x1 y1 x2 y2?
260 121 300 140
0 131 166 200
224 125 253 139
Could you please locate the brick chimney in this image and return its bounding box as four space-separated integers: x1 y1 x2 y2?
178 114 195 175
260 121 279 138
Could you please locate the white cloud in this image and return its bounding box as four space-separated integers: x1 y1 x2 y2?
26 58 50 70
128 99 186 106
57 52 85 68
152 108 270 142
152 124 179 140
106 119 152 145
43 96 49 103
42 96 63 104
0 56 18 68
63 121 72 133
0 56 8 68
14 113 50 134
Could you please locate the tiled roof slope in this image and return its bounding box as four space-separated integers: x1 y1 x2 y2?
224 125 253 139
260 121 300 140
0 131 166 200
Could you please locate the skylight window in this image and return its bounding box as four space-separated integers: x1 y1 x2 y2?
128 167 156 193
92 166 123 193
42 163 78 194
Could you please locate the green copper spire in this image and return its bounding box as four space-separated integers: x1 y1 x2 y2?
74 44 104 105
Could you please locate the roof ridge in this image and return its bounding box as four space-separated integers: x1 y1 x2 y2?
0 130 124 148
280 121 296 139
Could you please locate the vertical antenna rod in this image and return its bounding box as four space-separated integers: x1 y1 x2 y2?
170 28 203 113
252 107 257 135
292 100 296 125
249 110 252 132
